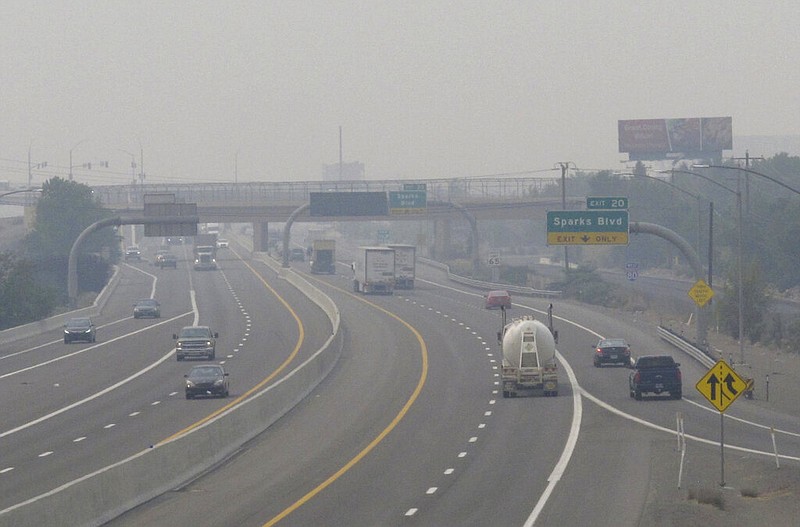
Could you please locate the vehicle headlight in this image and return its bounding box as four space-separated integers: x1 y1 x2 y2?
186 380 195 388
176 342 183 349
205 341 212 347
64 329 69 334
84 329 91 333
214 379 224 386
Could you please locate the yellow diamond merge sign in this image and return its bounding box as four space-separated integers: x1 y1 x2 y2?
695 360 748 412
688 279 714 307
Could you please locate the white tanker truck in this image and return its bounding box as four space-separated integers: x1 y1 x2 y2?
498 307 559 398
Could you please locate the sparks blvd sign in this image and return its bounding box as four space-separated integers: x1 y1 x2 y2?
546 210 629 245
388 190 427 214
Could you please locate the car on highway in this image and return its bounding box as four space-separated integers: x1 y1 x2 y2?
63 317 96 343
592 337 632 367
133 298 161 319
159 253 178 269
289 247 305 261
154 249 170 266
184 364 230 399
174 325 218 361
484 289 511 309
629 355 682 400
216 238 229 249
124 246 141 261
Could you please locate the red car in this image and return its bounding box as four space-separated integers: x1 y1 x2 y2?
485 290 511 309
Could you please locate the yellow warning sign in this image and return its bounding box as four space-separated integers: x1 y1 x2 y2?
688 279 714 307
695 360 748 412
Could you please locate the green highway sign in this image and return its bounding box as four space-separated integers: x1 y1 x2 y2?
587 196 628 209
547 210 629 245
389 190 427 214
403 183 427 191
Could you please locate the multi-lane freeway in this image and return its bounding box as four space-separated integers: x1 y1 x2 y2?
1 238 798 526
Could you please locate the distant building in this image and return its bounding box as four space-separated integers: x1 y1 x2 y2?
322 161 365 181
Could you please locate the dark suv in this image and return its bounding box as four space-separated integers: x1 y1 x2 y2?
174 326 218 361
593 338 632 367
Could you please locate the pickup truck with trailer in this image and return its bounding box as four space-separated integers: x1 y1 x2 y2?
628 355 682 400
352 246 395 294
387 244 416 289
499 310 559 398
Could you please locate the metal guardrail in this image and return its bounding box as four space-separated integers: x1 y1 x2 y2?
656 325 716 368
418 257 562 298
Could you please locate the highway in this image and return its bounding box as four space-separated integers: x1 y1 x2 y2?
2 239 799 526
0 241 332 513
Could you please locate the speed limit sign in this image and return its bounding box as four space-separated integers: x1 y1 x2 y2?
488 253 501 266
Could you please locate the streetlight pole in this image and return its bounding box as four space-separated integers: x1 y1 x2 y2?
68 139 87 181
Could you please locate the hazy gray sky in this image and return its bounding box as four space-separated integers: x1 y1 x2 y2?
2 1 798 186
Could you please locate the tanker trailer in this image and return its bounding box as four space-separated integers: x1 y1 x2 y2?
499 315 558 398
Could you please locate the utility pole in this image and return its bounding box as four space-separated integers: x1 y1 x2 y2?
27 141 47 189
731 151 764 217
557 162 571 273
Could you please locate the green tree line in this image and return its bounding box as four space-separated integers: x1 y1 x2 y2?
0 177 117 330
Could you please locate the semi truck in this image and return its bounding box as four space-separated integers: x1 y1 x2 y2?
498 310 559 398
387 244 416 289
310 239 336 274
352 246 395 294
193 233 218 270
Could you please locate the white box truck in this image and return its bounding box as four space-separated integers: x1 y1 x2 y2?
387 244 416 289
352 246 395 294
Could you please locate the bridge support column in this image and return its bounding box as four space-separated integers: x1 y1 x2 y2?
432 219 451 261
253 222 270 252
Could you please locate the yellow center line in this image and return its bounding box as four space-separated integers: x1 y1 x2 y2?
262 275 428 527
159 248 305 444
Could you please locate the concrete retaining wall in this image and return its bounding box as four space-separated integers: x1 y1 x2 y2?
0 251 342 527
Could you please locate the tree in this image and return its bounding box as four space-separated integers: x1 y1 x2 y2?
0 252 57 329
23 177 117 299
715 261 768 343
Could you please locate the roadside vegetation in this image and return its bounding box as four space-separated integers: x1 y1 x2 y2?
0 177 117 330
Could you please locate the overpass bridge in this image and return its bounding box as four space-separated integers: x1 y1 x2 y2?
92 175 576 220
92 176 584 261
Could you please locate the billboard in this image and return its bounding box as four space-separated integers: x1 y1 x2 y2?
618 117 732 160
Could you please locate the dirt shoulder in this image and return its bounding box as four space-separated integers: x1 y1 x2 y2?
614 306 800 526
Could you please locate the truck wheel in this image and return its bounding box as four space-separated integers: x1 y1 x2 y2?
634 389 642 401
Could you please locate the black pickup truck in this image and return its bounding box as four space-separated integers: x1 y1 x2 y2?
629 355 682 400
